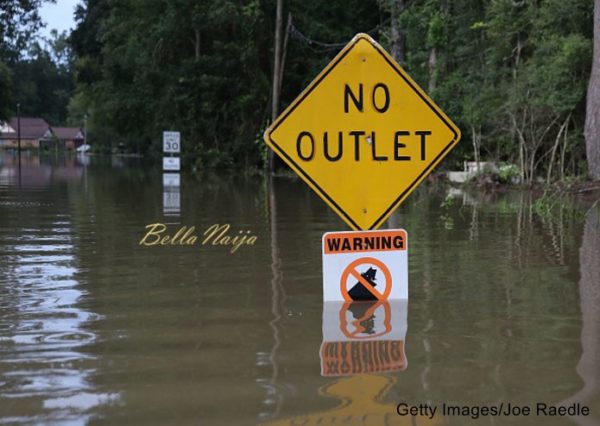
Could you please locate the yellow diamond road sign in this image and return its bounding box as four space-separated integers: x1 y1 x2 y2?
264 33 461 230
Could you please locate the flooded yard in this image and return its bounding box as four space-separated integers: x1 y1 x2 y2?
0 153 598 425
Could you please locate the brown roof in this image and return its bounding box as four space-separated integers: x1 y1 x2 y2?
1 117 51 140
52 127 84 140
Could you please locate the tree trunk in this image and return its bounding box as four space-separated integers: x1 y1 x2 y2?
194 29 200 61
585 0 600 179
390 0 405 64
470 124 480 170
546 113 570 184
428 47 437 93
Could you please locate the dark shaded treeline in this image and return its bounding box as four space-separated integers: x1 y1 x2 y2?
0 0 597 179
68 0 381 170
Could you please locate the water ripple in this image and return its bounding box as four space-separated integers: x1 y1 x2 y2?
0 220 116 422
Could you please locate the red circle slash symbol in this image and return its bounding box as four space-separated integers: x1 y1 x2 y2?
340 257 392 302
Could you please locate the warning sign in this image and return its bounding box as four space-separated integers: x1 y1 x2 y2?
263 33 461 230
323 229 407 301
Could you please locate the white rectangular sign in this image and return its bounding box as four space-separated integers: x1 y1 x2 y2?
163 172 180 187
322 229 408 301
163 157 180 171
163 131 181 153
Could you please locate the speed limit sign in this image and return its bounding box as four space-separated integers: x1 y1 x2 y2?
163 131 181 153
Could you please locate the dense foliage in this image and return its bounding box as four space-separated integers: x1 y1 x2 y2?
388 0 593 182
0 0 596 179
69 0 380 169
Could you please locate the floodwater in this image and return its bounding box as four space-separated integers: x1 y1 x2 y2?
0 152 599 425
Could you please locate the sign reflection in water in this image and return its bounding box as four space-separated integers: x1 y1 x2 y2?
321 300 407 376
264 301 438 425
162 173 181 218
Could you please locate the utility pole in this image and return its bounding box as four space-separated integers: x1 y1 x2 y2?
270 0 284 174
17 102 21 167
84 112 88 147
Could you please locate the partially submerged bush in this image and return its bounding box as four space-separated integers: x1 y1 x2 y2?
497 164 520 184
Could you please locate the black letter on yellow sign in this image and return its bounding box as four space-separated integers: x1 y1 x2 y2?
372 83 390 113
370 131 388 161
394 131 411 161
415 130 431 161
344 83 363 113
345 83 390 113
324 132 343 161
296 131 314 161
350 130 365 161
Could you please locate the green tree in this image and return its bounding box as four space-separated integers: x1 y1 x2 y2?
396 0 592 181
9 35 74 124
0 61 10 120
0 0 51 120
66 0 594 178
0 0 49 62
70 0 380 168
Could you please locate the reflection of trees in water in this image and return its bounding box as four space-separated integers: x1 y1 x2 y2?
442 188 585 268
462 193 600 422
562 206 600 425
386 187 597 408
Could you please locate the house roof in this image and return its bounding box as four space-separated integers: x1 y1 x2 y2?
0 117 51 140
52 127 84 140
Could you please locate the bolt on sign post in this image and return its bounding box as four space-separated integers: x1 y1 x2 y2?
263 33 460 231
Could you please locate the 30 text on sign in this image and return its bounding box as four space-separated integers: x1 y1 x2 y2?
163 131 181 153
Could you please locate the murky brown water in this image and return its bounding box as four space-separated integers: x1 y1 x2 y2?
0 153 599 425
